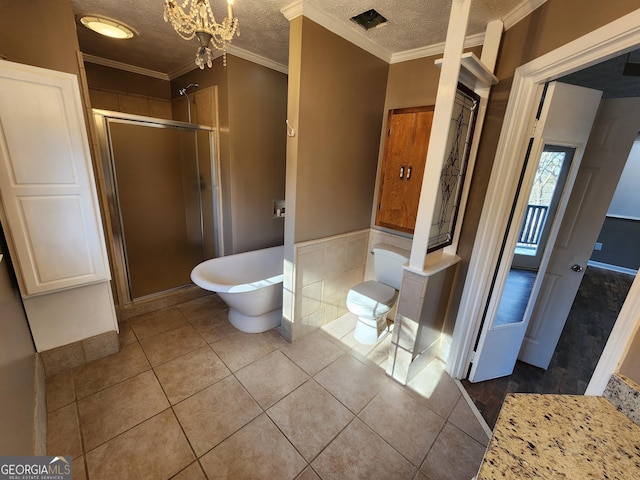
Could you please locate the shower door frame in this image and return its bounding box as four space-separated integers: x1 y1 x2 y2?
93 109 222 305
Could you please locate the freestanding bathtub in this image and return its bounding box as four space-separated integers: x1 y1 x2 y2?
190 245 284 333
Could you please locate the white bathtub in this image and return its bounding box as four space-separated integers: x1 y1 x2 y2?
190 245 284 333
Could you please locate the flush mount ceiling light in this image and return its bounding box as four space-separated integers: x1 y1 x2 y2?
350 9 388 31
164 0 239 70
79 15 137 39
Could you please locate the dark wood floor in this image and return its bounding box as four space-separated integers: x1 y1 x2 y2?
461 265 635 429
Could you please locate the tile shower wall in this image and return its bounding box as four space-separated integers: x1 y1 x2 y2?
294 229 412 339
89 88 173 120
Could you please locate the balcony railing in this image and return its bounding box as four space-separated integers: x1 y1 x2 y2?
517 204 548 247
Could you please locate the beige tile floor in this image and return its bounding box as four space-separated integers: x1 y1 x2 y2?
45 294 491 480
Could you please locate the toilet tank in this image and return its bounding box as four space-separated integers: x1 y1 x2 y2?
372 244 410 290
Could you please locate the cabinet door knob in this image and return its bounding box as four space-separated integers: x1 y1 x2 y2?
400 166 404 179
406 166 412 180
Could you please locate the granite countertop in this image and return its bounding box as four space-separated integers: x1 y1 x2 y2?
477 393 640 479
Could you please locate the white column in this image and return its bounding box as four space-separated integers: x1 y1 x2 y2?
408 0 472 271
480 19 503 73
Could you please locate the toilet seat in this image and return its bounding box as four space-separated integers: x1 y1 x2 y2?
346 280 397 317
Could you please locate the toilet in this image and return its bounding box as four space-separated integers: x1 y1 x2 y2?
346 244 410 345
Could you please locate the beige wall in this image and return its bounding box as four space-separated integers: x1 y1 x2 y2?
0 237 39 454
0 0 115 452
85 62 171 98
358 0 640 370
619 324 640 384
446 0 640 351
89 88 172 120
87 54 286 258
85 63 172 119
282 17 388 340
0 0 81 76
0 0 84 455
227 56 288 253
172 57 232 251
458 0 640 269
173 55 287 254
384 46 482 110
371 2 640 378
292 17 389 243
374 46 482 232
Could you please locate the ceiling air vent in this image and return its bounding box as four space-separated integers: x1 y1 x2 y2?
622 51 640 76
350 9 388 30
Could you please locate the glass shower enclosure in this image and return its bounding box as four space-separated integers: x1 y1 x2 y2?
94 110 220 304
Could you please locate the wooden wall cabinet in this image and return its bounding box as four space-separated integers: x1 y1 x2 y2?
375 106 434 233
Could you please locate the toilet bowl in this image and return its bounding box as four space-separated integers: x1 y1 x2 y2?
347 280 397 344
346 244 410 345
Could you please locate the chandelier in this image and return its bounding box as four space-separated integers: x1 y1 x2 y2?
164 0 239 69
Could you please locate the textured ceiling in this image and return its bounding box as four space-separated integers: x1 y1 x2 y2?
70 0 529 76
305 0 510 53
561 49 640 98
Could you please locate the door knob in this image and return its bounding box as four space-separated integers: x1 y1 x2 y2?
571 264 583 272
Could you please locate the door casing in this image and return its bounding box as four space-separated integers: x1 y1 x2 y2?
468 82 602 383
518 98 640 370
447 8 640 395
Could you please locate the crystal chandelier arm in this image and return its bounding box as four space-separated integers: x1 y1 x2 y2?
210 18 238 49
164 0 199 40
165 0 239 69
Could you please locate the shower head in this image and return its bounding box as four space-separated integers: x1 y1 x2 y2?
179 83 199 123
178 83 199 96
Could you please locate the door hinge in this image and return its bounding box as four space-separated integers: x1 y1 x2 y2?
531 119 539 137
469 350 476 363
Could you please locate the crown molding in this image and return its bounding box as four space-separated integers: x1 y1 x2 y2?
280 1 303 21
280 0 548 66
82 53 170 80
227 45 288 74
390 0 547 64
281 0 392 63
167 59 204 80
390 32 485 64
86 0 547 79
503 0 547 30
85 47 287 82
168 46 288 79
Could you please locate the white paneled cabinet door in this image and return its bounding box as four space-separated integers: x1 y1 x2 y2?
0 61 109 295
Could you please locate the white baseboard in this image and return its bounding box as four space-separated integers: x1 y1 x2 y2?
455 378 494 439
587 260 638 276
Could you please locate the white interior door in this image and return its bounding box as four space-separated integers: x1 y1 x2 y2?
519 97 640 369
512 145 573 271
469 82 602 383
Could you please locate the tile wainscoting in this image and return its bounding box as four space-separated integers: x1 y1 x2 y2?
292 229 412 341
